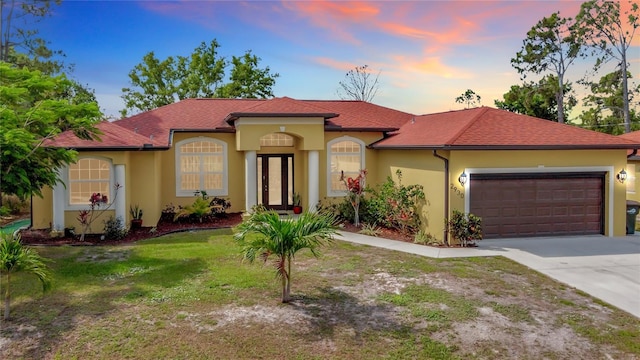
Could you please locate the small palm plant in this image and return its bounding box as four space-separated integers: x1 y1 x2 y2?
174 197 215 223
0 233 51 320
234 210 338 303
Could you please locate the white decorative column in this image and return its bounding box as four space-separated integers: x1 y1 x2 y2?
245 151 257 212
308 150 319 212
114 164 126 228
52 168 66 231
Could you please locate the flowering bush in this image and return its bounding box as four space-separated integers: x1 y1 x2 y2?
341 169 367 227
77 185 121 241
364 170 425 234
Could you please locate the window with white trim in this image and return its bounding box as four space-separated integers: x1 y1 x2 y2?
68 157 113 205
327 137 365 196
176 138 227 196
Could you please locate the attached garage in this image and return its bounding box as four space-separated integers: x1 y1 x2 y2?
469 173 605 239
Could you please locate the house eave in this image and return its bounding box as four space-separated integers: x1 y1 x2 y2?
225 112 338 124
370 144 640 150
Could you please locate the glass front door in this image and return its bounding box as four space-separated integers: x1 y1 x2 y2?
257 155 293 210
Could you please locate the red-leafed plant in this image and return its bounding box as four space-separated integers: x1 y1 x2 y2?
341 169 367 227
77 184 121 241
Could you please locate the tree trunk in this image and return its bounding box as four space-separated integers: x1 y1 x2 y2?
281 273 288 303
620 40 631 133
283 258 291 303
557 73 565 124
4 273 10 320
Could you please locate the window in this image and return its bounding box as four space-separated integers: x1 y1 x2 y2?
175 138 227 196
327 137 365 196
68 157 113 205
260 133 294 147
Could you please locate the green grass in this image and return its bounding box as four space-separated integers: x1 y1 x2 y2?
2 229 639 360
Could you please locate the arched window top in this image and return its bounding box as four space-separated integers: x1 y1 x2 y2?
177 138 225 153
260 133 294 147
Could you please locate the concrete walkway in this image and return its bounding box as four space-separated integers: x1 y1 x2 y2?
336 232 640 318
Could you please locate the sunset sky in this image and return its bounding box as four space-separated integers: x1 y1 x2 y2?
34 0 640 119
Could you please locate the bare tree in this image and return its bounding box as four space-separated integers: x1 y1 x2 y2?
337 64 380 102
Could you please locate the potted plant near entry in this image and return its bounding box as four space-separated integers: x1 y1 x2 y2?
130 204 143 229
292 192 303 214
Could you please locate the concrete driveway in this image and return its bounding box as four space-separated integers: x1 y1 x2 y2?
481 235 640 318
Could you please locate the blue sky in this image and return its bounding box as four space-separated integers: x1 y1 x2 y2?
33 0 639 119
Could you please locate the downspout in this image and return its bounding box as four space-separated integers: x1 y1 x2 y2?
628 149 637 159
432 150 449 246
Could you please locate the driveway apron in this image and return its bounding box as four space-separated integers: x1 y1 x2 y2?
337 232 640 318
481 235 640 318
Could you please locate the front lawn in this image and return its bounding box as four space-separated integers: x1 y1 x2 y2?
2 229 638 359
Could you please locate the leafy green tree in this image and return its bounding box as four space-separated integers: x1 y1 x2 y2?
0 233 51 320
511 12 583 124
495 74 577 121
576 0 639 133
578 70 640 134
121 40 279 116
1 0 65 73
215 51 279 98
337 64 380 102
455 89 482 109
0 62 101 200
234 210 338 303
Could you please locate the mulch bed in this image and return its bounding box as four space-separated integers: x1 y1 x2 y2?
19 213 244 246
18 212 418 247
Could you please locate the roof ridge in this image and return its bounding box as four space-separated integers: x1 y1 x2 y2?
446 107 490 145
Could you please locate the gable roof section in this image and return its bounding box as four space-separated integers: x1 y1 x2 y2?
372 107 640 150
45 120 164 149
224 97 338 123
309 100 414 131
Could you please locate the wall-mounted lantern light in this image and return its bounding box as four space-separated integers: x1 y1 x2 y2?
458 171 468 186
617 169 628 183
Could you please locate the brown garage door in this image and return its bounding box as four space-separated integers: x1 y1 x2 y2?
469 173 604 239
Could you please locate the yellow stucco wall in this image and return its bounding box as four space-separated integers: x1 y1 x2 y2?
376 150 448 241
32 187 53 229
234 118 326 151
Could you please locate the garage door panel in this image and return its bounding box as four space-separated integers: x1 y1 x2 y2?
469 173 604 239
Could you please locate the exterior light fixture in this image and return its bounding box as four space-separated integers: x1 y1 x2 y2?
458 171 468 186
617 169 628 183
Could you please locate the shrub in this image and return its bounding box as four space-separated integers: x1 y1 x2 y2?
358 223 381 237
209 197 231 217
160 203 176 223
414 230 441 246
0 206 10 217
365 170 425 234
103 216 128 241
446 210 483 247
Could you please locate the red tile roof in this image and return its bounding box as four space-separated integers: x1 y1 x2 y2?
619 130 640 143
113 97 414 145
225 96 338 122
372 107 640 149
47 101 638 151
45 120 162 149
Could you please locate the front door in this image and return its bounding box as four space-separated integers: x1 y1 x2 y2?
258 154 293 211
